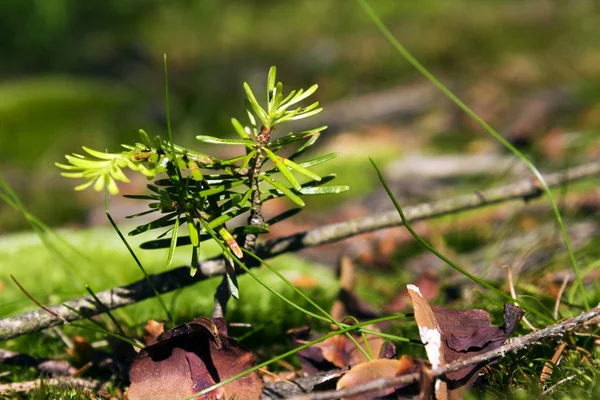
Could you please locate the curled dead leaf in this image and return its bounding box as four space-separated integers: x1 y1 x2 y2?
336 356 419 400
289 326 392 375
143 320 164 347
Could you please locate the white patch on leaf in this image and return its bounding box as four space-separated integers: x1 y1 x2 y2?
418 325 442 368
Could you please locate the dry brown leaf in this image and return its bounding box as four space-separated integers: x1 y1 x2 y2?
330 257 381 327
66 335 94 365
142 320 164 347
290 326 393 375
407 284 524 400
336 356 418 400
128 317 262 400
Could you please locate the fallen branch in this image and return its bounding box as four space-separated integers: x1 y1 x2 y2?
287 304 600 400
0 161 598 341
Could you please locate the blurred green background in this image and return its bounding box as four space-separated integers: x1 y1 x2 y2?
1 0 600 231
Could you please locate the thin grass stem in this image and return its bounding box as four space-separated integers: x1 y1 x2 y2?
370 158 553 324
104 186 174 325
85 285 128 337
357 0 587 309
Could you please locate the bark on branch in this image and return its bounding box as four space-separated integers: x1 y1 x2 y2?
0 161 598 341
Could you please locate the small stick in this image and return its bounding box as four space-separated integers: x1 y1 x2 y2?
554 275 569 320
539 341 567 385
541 375 577 396
1 162 598 340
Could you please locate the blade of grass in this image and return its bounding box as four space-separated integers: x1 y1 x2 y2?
202 220 408 349
240 248 369 360
163 54 178 171
104 186 174 325
85 285 128 337
357 0 587 310
0 174 89 289
12 274 142 349
370 158 553 324
165 217 180 268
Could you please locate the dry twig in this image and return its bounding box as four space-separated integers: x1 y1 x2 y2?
0 162 598 341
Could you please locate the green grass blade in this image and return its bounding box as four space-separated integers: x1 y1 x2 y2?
240 248 372 360
163 55 180 181
358 0 587 310
85 285 128 338
370 158 552 324
0 174 88 289
104 186 174 325
202 220 404 341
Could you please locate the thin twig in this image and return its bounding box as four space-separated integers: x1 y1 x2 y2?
541 375 578 396
503 264 537 331
0 162 598 341
286 304 600 400
539 341 567 385
554 275 570 320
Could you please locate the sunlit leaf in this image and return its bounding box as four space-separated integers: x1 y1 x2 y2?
186 214 199 247
285 107 323 121
219 227 242 259
206 207 250 230
298 152 338 167
199 180 246 197
128 212 180 236
280 84 318 110
231 118 250 139
268 127 326 151
139 129 152 148
165 217 179 268
196 135 254 146
299 185 349 195
236 150 256 174
267 66 277 93
260 175 304 207
262 147 301 190
281 157 321 181
82 146 119 160
243 82 268 123
244 99 257 127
